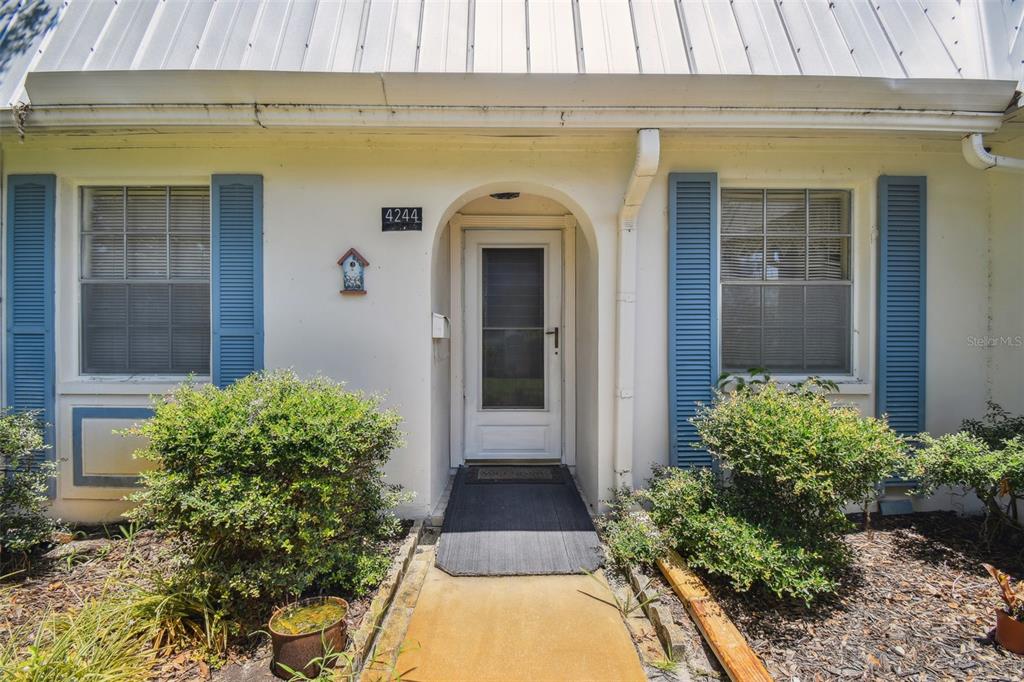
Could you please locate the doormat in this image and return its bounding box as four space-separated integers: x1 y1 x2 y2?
464 466 564 484
436 466 602 575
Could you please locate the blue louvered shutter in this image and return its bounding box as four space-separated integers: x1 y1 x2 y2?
668 173 719 468
211 175 263 387
877 176 926 435
5 175 56 489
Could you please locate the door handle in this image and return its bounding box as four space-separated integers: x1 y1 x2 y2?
545 327 559 350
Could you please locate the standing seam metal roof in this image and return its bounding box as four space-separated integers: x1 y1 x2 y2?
2 0 1023 109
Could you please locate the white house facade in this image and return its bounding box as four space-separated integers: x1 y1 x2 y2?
1 0 1023 522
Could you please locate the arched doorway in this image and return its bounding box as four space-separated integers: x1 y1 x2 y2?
429 188 601 504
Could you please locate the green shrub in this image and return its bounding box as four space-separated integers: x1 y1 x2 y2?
642 468 835 601
0 410 58 567
645 382 906 601
910 404 1024 536
599 488 667 571
961 401 1024 449
911 432 1024 533
127 370 405 622
695 383 906 537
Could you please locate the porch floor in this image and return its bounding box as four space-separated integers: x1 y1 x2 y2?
393 566 647 682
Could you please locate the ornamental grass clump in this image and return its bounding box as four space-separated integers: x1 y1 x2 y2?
0 589 160 681
127 370 405 623
1 559 228 679
645 382 906 602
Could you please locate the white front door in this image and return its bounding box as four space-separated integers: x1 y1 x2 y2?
463 230 562 461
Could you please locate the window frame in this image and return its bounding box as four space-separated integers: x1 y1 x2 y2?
717 180 866 387
75 183 212 380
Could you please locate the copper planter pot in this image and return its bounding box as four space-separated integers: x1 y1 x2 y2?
995 609 1024 655
268 597 349 679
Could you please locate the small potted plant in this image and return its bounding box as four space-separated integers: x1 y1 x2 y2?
984 563 1024 654
268 596 349 679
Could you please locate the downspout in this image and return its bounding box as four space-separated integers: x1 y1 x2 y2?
961 132 1024 467
962 133 1024 174
613 128 660 489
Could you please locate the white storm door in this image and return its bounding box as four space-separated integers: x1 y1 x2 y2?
464 230 562 461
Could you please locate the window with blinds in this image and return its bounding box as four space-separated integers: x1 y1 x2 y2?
80 186 211 375
721 188 851 374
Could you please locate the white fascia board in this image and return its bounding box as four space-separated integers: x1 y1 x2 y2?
23 71 1017 112
5 103 1004 134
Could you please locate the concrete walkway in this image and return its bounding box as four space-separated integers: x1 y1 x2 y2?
391 566 647 682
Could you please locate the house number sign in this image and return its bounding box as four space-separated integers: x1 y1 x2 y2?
381 207 422 232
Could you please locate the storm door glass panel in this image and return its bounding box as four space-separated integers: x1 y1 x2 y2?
481 248 545 409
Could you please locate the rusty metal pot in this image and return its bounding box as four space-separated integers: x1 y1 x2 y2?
268 596 349 679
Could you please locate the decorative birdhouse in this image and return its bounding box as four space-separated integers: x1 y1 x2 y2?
337 248 369 295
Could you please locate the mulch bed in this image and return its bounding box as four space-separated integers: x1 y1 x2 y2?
2 530 174 635
661 512 1024 682
1 523 411 681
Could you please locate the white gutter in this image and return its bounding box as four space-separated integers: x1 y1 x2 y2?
0 104 1005 134
613 129 660 489
962 133 1024 174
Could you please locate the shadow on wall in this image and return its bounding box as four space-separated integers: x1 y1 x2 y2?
0 0 58 77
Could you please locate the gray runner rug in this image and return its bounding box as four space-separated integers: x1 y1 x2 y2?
435 466 603 576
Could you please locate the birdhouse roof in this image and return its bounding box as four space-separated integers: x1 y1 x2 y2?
337 248 369 267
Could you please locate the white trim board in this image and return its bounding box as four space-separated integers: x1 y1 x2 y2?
8 104 1004 135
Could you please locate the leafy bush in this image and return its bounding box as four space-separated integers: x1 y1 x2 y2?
911 404 1024 536
961 402 1024 449
599 488 667 571
127 370 405 622
696 383 906 535
642 468 835 601
0 410 58 567
911 432 1024 534
645 382 906 601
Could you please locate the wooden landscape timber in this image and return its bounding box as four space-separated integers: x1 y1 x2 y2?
657 550 773 682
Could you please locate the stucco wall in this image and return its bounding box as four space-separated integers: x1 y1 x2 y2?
2 132 627 521
632 135 999 489
987 167 1024 415
1 130 1017 522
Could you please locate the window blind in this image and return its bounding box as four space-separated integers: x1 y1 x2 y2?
720 189 851 374
81 186 210 375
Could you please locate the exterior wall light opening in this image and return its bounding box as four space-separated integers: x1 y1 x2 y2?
490 192 520 200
